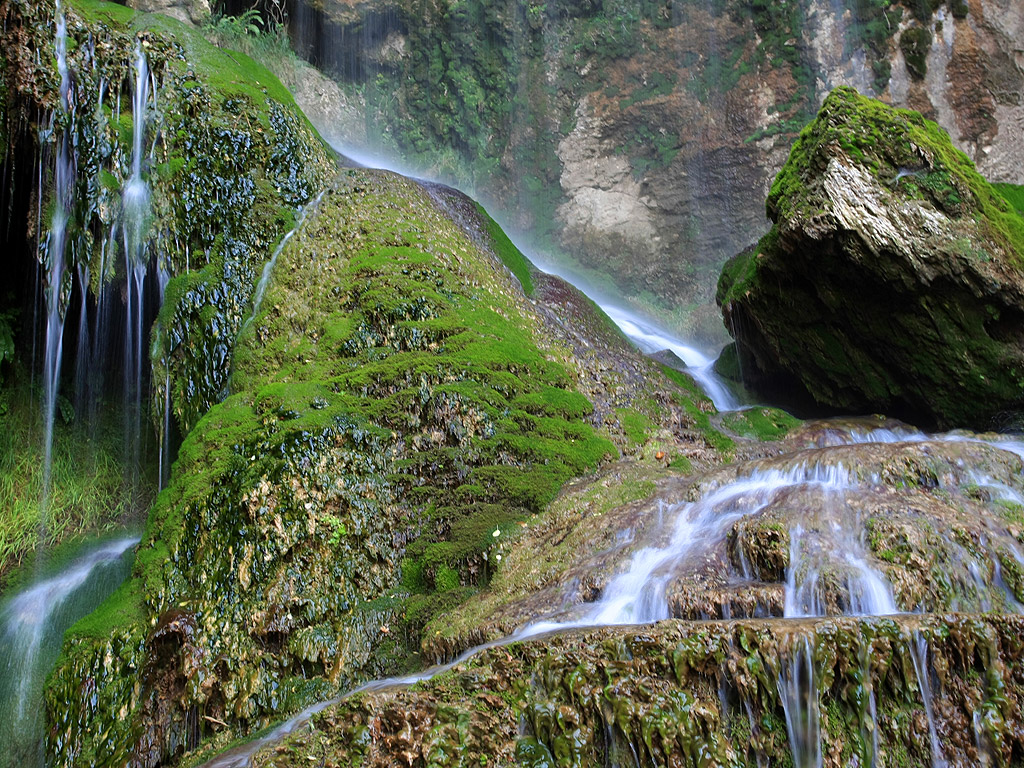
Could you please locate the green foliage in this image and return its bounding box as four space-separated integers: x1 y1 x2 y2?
205 7 262 39
899 26 933 80
0 308 15 389
845 0 903 93
0 388 147 581
658 365 735 456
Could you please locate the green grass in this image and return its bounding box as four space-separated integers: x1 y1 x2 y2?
994 183 1024 216
0 388 150 587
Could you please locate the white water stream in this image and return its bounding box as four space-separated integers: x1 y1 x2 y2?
0 537 139 766
599 304 740 412
41 2 73 522
122 43 152 486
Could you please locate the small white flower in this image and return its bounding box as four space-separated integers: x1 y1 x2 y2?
492 527 501 537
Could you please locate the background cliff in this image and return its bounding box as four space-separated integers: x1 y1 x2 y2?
217 0 1024 342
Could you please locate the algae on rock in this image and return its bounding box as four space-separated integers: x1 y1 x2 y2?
249 615 1024 768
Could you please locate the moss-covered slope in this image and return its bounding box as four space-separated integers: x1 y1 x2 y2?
46 166 739 767
717 87 1024 429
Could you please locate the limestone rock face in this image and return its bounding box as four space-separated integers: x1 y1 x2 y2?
717 86 1024 429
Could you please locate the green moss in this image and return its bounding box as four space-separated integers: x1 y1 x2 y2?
993 183 1024 217
658 364 735 456
718 87 1024 426
721 407 800 441
50 168 621 762
899 26 933 80
616 407 657 445
668 454 693 473
476 204 534 295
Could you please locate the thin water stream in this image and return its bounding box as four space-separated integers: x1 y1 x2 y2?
0 537 139 767
41 1 73 522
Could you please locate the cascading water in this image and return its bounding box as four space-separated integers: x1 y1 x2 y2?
4 19 165 768
597 304 741 412
41 1 74 522
122 42 152 488
777 634 821 768
910 630 948 767
0 537 138 767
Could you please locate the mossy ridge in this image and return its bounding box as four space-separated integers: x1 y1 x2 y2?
232 169 618 618
993 183 1024 217
247 615 1024 767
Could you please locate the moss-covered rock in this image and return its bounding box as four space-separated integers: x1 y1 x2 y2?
1 0 335 448
45 164 729 766
717 86 1024 430
248 615 1024 768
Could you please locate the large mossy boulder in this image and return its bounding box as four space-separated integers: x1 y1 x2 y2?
717 86 1024 429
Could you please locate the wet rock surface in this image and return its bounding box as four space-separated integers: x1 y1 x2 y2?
250 614 1024 768
229 418 1024 768
718 86 1024 429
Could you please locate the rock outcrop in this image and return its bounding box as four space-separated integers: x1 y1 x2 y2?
717 86 1024 429
242 418 1024 768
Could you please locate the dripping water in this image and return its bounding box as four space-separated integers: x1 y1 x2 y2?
121 42 151 489
910 631 947 767
40 0 74 529
777 633 821 768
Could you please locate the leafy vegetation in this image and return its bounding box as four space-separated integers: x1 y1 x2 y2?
0 386 148 585
899 26 933 80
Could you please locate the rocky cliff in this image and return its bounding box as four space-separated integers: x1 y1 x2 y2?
717 86 1024 429
277 0 1024 339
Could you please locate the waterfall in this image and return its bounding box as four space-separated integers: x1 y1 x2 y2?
598 304 740 411
910 631 947 767
777 634 822 768
122 42 152 487
41 1 74 524
0 537 138 767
